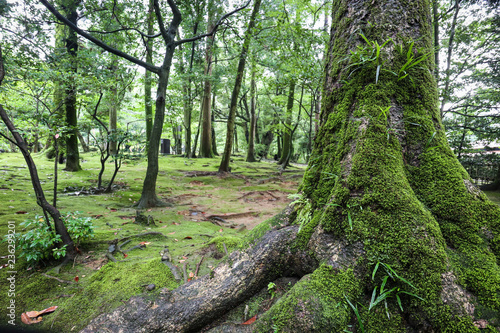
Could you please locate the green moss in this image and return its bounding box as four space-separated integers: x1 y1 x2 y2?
208 235 242 254
255 265 360 332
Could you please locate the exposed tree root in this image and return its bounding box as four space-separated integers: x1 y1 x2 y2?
81 225 318 333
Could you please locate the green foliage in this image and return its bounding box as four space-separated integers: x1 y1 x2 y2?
10 216 64 264
268 281 277 299
8 212 94 266
369 262 424 318
61 211 95 246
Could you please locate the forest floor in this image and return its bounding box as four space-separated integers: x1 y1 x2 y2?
0 152 304 332
0 152 499 332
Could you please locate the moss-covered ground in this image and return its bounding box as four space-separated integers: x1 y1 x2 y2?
0 152 304 331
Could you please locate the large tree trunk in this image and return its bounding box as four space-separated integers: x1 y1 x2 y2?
81 0 500 331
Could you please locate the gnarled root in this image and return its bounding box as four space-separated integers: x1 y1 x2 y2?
81 225 317 333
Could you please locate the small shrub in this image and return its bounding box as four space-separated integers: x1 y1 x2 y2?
5 212 94 266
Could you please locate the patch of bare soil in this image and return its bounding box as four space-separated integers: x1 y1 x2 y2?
175 189 293 230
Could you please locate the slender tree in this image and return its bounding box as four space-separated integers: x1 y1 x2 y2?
219 0 262 172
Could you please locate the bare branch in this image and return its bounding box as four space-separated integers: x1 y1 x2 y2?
39 0 159 73
176 0 252 46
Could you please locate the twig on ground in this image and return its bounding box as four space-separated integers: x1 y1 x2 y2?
42 273 75 284
194 255 205 277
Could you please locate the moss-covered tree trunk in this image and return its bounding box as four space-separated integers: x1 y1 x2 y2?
81 1 500 332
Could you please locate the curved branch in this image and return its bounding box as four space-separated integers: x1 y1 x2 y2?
176 0 252 46
87 27 161 39
154 0 171 44
38 0 159 73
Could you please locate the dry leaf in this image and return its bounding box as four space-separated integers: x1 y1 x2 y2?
74 276 79 282
168 232 175 235
21 313 43 325
184 236 193 239
189 272 195 278
151 302 159 310
242 315 257 325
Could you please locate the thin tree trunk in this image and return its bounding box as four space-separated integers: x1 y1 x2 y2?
219 0 262 172
439 0 461 118
64 0 81 171
200 4 216 158
77 130 89 152
144 0 154 151
278 79 295 166
246 56 257 162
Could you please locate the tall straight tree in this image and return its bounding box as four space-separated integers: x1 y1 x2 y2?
246 54 258 162
144 0 154 151
82 0 500 331
41 0 250 207
199 0 217 158
219 0 261 172
55 0 81 171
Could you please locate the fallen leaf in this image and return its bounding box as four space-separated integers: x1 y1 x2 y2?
219 229 223 232
179 260 185 263
123 253 128 258
0 263 8 269
189 272 195 278
242 315 257 325
74 276 79 282
36 306 58 316
172 222 181 225
168 232 175 235
184 236 193 239
151 302 159 310
21 313 43 325
16 211 28 214
139 242 151 246
174 239 179 242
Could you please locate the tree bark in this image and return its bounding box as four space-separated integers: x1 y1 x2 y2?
144 0 154 152
278 79 295 166
199 2 216 158
79 0 500 331
63 0 81 171
219 0 261 172
246 56 258 162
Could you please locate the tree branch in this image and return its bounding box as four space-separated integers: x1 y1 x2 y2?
38 0 159 73
175 0 252 46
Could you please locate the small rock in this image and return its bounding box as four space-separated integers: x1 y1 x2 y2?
146 284 156 291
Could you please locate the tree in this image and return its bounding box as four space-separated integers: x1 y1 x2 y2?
40 0 250 207
79 0 500 332
0 47 77 262
199 0 217 158
219 0 262 173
